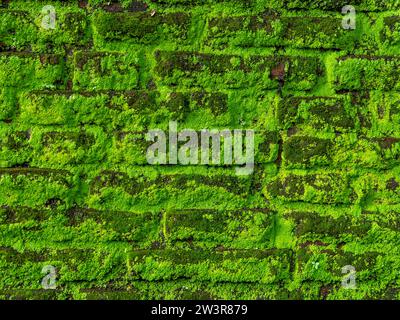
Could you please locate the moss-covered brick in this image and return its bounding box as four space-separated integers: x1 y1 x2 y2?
0 205 161 248
205 11 360 50
322 136 400 170
165 209 274 249
29 128 108 167
108 129 275 167
0 168 73 208
38 11 89 51
306 98 355 130
297 248 380 278
366 171 400 205
128 248 293 283
80 288 141 300
281 16 358 49
73 51 139 90
283 0 396 11
0 53 65 89
93 10 190 44
147 0 250 6
266 172 356 204
0 10 36 51
0 88 17 120
255 131 279 163
278 96 355 132
109 131 148 165
90 170 251 196
171 91 229 117
0 247 128 288
87 168 253 211
381 16 400 46
0 9 88 53
286 211 372 238
294 247 390 299
283 136 332 167
362 91 400 135
80 280 292 300
18 90 162 129
155 50 322 90
0 206 50 224
205 11 281 49
334 56 400 91
66 207 163 245
0 289 64 300
0 128 32 167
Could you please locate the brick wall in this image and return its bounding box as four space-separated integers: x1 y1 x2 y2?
0 0 399 300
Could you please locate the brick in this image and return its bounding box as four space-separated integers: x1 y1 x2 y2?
266 172 356 204
283 0 398 11
367 172 400 205
280 132 400 170
380 16 400 46
80 289 141 300
0 206 50 224
283 136 332 167
0 10 36 51
18 90 159 128
149 0 248 6
92 11 190 43
81 281 291 300
108 129 277 166
0 289 62 300
294 247 391 299
280 16 358 49
109 131 148 165
165 209 274 248
286 211 372 238
332 136 400 169
0 205 162 248
0 88 17 120
297 248 380 276
88 169 254 210
90 170 251 196
0 127 32 167
256 131 280 163
283 136 332 165
277 96 355 131
0 247 128 285
0 9 88 52
155 50 323 90
128 249 293 283
206 13 359 50
2 126 110 168
33 128 108 166
333 56 400 91
166 91 229 117
205 11 281 48
364 91 400 134
360 208 400 231
0 53 65 89
73 51 139 91
66 207 163 244
0 168 73 208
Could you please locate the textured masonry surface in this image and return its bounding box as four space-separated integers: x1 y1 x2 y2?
0 0 400 300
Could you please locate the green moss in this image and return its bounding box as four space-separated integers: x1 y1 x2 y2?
283 136 332 167
1 0 400 300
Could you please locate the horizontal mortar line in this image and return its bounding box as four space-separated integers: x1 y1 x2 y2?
0 167 72 175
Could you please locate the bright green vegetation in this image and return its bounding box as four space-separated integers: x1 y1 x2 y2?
0 0 400 300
